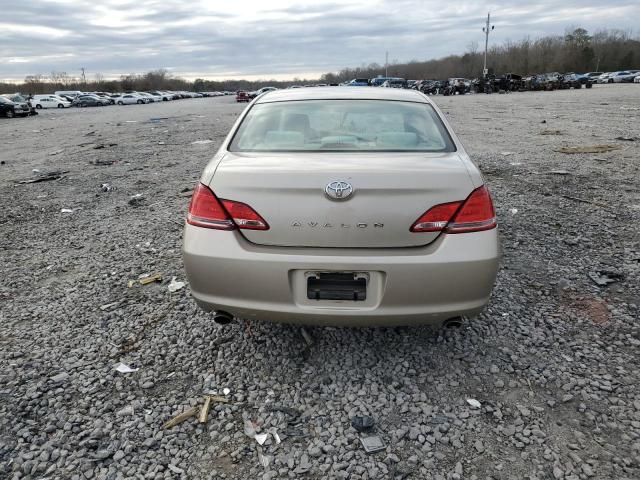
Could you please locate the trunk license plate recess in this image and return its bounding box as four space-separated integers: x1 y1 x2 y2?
306 272 368 301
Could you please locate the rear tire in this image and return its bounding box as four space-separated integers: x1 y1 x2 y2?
57 104 64 108
118 101 124 105
36 104 42 109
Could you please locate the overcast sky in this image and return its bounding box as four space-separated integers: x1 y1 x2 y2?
1 0 638 82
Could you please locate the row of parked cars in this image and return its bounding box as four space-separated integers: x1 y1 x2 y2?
593 70 640 83
0 90 234 118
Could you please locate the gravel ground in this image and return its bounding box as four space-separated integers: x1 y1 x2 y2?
1 85 639 480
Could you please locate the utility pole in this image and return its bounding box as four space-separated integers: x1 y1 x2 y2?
385 51 388 77
80 67 86 84
482 13 494 77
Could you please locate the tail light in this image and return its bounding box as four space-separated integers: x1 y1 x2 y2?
187 183 269 230
410 185 496 234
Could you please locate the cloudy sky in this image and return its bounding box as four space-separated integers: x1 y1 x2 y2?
1 0 638 82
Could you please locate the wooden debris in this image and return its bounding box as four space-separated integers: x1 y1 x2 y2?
163 406 199 429
208 395 230 403
139 273 163 285
199 396 212 423
540 129 563 135
556 144 621 154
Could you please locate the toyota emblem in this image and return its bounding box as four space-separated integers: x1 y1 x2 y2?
325 181 354 200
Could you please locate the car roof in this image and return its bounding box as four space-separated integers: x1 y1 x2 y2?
255 86 430 104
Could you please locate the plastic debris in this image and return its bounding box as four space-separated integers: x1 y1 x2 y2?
192 139 213 144
244 419 258 438
168 277 186 293
100 183 113 192
509 208 518 215
254 433 268 445
223 387 231 396
128 193 145 206
49 149 64 156
360 435 385 454
270 428 281 444
351 415 375 432
588 271 623 287
114 362 138 373
500 151 515 156
61 209 74 213
466 398 482 409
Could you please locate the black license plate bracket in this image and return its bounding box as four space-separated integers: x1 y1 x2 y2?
306 272 367 301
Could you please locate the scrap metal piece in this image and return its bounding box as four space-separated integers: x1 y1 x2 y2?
360 435 385 454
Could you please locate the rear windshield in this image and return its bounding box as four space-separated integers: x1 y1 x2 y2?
228 100 455 152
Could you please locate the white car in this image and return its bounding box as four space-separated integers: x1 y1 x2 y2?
114 94 146 105
634 75 640 83
596 73 612 84
31 95 71 109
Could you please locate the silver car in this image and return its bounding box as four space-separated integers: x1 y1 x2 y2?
183 87 499 326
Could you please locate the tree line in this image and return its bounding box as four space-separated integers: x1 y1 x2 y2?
1 27 638 95
320 28 639 83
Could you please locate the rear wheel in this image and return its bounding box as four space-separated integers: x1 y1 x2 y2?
118 101 124 105
57 103 64 108
36 104 42 109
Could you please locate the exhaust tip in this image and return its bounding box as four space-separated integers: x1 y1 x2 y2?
212 311 234 325
443 317 463 329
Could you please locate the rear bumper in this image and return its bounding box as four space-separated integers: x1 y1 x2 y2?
182 225 500 326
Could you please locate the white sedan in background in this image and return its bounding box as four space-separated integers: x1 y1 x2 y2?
31 95 71 109
113 94 146 105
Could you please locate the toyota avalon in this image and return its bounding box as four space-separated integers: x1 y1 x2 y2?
183 87 499 326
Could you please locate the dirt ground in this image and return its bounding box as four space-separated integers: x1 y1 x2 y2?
1 85 639 480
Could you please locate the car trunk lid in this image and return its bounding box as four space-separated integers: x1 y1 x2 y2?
208 152 476 248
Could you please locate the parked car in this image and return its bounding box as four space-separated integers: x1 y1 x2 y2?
236 90 250 103
597 73 611 83
613 70 640 82
0 96 31 118
381 78 408 88
149 90 172 101
634 75 640 83
345 78 370 86
2 94 37 115
183 87 499 326
248 87 278 99
54 90 83 98
32 95 71 109
113 94 146 105
576 72 603 84
72 94 109 107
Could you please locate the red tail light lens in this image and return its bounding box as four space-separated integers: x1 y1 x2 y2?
446 185 496 233
187 183 269 231
187 183 235 229
410 185 496 234
221 199 269 230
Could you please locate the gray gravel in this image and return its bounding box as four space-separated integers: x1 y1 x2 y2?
1 85 639 479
